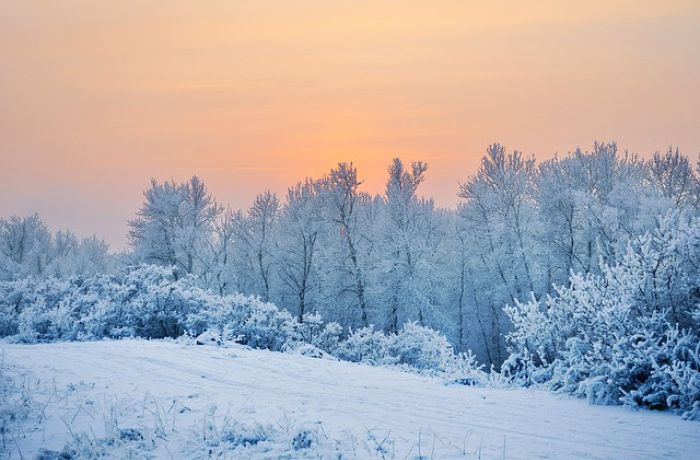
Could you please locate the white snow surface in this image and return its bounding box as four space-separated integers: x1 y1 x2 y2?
3 339 699 459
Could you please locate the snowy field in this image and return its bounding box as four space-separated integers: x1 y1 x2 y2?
2 340 699 459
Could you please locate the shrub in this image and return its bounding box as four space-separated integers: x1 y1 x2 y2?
390 322 455 371
335 327 393 365
503 214 700 417
0 264 486 383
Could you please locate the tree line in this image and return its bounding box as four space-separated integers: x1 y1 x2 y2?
2 142 699 367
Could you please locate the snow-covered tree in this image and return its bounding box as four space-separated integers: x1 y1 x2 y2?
457 144 540 365
129 176 222 277
0 215 110 281
378 158 430 332
47 232 112 278
647 147 699 208
275 179 323 321
230 191 280 302
204 209 238 296
0 214 51 280
318 163 372 328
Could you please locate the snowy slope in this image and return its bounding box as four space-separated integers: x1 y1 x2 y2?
2 340 699 459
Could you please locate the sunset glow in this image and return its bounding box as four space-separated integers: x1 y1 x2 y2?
2 0 699 247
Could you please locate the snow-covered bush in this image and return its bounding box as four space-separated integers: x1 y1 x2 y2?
391 323 487 383
0 264 489 382
0 266 192 342
0 265 300 347
390 322 456 371
0 265 350 357
335 327 394 365
281 316 343 358
334 322 486 382
503 214 700 417
0 277 71 338
309 320 343 353
239 303 298 350
444 350 487 386
616 325 700 419
286 313 343 352
184 293 302 351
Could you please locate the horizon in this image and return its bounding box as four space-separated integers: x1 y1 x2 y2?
2 1 700 248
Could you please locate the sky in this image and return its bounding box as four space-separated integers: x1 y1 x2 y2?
1 1 699 248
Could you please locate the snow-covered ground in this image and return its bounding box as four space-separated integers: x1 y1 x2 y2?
2 340 699 459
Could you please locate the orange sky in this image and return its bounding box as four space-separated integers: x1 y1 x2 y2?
1 1 699 248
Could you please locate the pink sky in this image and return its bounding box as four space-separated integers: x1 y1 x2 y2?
1 1 699 248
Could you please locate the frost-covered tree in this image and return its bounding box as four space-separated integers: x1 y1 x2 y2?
379 159 429 331
647 147 699 208
72 235 112 275
460 144 539 298
230 191 280 302
0 214 111 281
47 232 112 278
449 206 495 357
537 143 666 285
201 208 237 296
0 214 51 280
317 163 373 328
129 176 222 277
275 179 323 321
457 144 540 365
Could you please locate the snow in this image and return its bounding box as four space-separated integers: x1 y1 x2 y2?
3 339 699 459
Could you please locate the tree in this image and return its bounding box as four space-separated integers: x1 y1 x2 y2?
0 214 51 280
47 231 112 278
537 143 659 284
72 235 112 276
320 163 370 328
458 144 539 365
275 179 323 321
647 147 699 208
201 208 237 296
379 158 430 332
129 176 222 277
232 191 279 302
